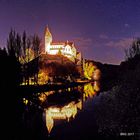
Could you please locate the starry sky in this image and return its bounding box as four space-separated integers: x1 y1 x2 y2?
0 0 140 64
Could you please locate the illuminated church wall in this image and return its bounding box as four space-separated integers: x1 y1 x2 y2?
45 27 77 62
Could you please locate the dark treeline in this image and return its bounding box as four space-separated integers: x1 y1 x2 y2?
93 38 140 91
0 29 47 140
7 29 41 85
0 29 41 99
93 38 140 139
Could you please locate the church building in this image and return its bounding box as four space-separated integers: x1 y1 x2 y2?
44 27 77 62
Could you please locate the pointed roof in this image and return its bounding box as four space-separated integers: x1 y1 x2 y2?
45 26 52 37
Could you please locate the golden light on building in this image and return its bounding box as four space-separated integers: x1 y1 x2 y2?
44 100 82 134
44 27 77 62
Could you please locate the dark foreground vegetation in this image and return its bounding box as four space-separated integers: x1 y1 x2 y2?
0 48 49 140
0 30 46 140
93 38 140 139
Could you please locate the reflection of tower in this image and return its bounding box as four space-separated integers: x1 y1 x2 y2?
44 100 82 134
45 26 52 53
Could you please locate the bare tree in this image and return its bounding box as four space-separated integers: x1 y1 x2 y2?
7 29 41 85
125 38 140 61
7 29 16 57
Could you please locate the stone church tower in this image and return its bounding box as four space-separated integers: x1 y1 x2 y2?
45 26 52 53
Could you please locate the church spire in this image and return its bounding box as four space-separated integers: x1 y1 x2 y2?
45 25 52 38
45 25 52 53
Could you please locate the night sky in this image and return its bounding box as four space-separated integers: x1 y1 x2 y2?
1 0 140 64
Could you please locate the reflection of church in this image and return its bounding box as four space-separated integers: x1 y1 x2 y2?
43 82 100 134
44 100 82 134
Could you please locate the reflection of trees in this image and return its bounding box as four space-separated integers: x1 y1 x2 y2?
40 82 100 134
38 91 55 102
83 82 100 99
93 69 101 81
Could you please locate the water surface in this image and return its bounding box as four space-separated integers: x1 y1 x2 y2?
22 82 102 140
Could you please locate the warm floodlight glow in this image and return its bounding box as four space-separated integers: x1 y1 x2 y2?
84 61 101 80
84 62 96 80
83 82 100 99
45 27 76 62
44 100 82 134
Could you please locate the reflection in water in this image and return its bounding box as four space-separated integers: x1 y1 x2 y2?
94 81 100 92
42 82 100 134
83 81 100 100
39 91 55 103
23 98 29 105
44 100 82 133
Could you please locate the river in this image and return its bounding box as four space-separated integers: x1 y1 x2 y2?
17 81 110 140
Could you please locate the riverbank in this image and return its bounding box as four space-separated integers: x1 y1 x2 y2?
18 80 90 97
93 59 140 139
